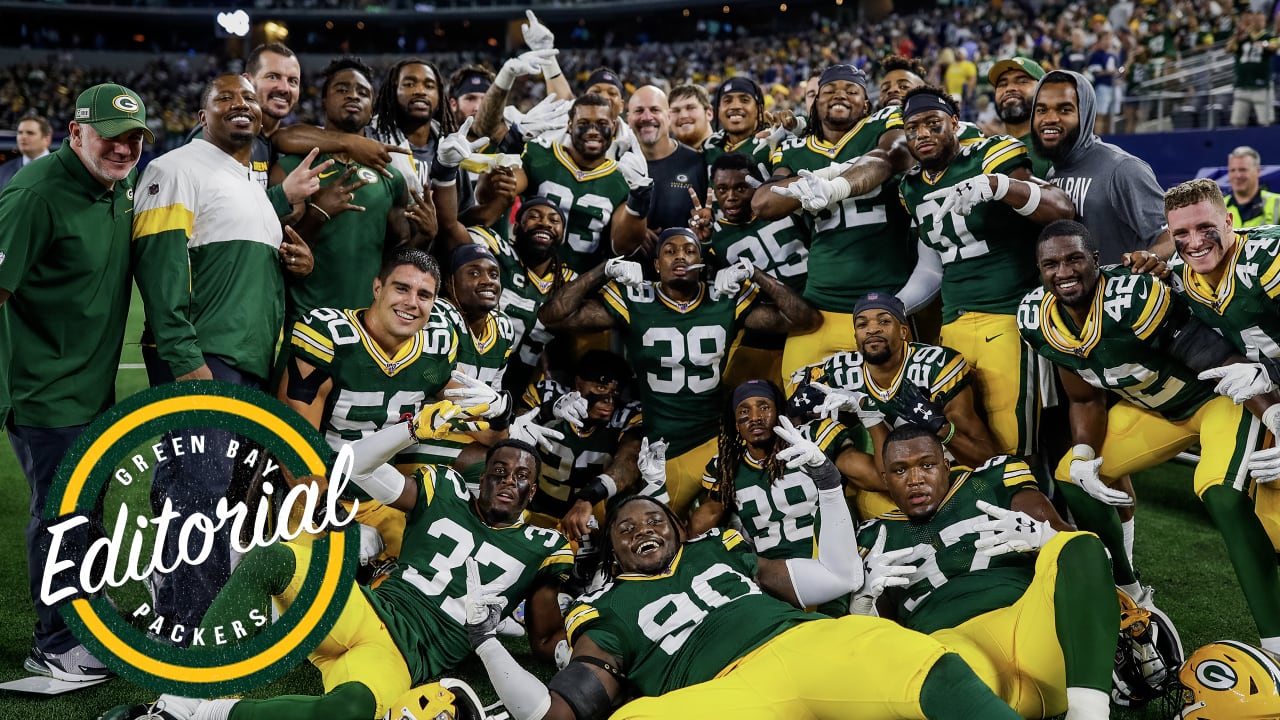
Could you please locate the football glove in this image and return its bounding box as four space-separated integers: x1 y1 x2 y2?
1068 445 1132 506
357 523 385 566
464 558 506 649
637 437 668 488
411 400 467 441
1248 446 1280 483
551 391 589 429
508 408 564 452
773 417 843 490
1198 364 1277 404
810 382 884 427
434 117 489 169
850 526 916 614
604 256 645 287
881 381 946 434
712 257 754 300
443 370 507 418
923 174 1005 217
972 500 1058 556
495 48 558 90
521 9 555 51
769 169 848 212
505 93 573 141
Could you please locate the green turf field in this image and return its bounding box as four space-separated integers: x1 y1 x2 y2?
0 286 1260 718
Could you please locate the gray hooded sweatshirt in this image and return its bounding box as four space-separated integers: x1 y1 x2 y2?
1034 70 1168 264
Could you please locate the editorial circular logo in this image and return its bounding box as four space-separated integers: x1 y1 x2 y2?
45 381 359 697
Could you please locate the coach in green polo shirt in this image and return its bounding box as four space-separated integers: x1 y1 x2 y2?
0 82 151 682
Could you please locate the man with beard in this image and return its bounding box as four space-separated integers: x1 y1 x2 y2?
691 151 808 387
897 86 1075 461
272 58 426 331
1031 70 1172 264
539 228 820 517
702 77 773 180
689 379 884 617
988 58 1052 178
133 74 311 629
877 55 983 142
505 93 650 272
628 85 706 233
464 198 576 394
0 82 151 681
467 462 1029 720
1019 220 1280 657
754 65 916 382
668 84 714 150
520 350 648 541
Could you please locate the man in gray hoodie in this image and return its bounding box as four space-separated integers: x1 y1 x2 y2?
1032 70 1173 265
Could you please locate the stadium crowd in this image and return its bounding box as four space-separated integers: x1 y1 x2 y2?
3 1 1280 719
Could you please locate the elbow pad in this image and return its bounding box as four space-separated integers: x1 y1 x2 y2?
1161 312 1235 373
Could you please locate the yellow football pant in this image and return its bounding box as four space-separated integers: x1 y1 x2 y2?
940 312 1038 456
782 310 857 390
665 436 720 518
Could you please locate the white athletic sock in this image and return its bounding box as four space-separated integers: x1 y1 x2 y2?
1118 581 1143 601
1065 687 1110 720
155 695 202 720
193 698 239 720
1121 517 1136 567
1261 636 1280 658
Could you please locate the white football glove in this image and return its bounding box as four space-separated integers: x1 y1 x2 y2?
637 437 668 488
443 370 506 418
358 523 385 566
615 151 652 191
505 93 573 141
1068 447 1131 506
521 9 555 51
604 256 645 286
1248 446 1280 483
609 122 637 158
773 417 827 469
769 169 841 212
495 48 559 90
711 257 754 299
923 175 999 217
809 382 885 427
551 391 589 429
850 526 916 613
1198 364 1277 404
464 558 507 649
972 500 1058 556
435 117 489 169
508 408 565 452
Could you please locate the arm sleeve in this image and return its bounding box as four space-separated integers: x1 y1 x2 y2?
132 161 205 377
897 240 943 314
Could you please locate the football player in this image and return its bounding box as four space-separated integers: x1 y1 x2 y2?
755 64 916 380
101 415 572 720
701 77 773 179
689 380 884 615
896 85 1075 459
690 151 809 388
856 425 1118 720
466 439 1026 720
876 55 984 142
539 227 821 517
485 94 650 272
1019 219 1280 656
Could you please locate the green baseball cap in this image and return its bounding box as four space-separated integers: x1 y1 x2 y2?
74 83 154 141
988 57 1047 85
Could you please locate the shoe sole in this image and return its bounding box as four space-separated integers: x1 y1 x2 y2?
24 656 111 683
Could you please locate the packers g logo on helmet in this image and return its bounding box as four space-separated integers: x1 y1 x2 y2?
1177 640 1280 719
385 678 486 720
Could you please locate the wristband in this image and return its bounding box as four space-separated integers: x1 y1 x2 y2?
990 173 1010 201
574 474 617 505
627 185 652 216
940 421 956 445
308 203 332 222
829 176 853 203
541 56 563 80
1071 443 1096 461
1014 182 1041 216
487 391 515 431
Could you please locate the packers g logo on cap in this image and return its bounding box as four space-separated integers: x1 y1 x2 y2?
43 381 359 696
113 94 140 114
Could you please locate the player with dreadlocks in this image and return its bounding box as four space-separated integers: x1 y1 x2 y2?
702 77 772 179
688 380 885 614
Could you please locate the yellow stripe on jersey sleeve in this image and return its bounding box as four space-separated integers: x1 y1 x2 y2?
468 226 501 254
809 418 841 452
734 281 761 320
600 282 631 323
133 203 195 240
930 354 969 397
565 604 600 643
770 147 784 166
981 138 1027 175
1000 459 1036 488
522 381 542 409
419 466 438 505
1131 279 1171 341
1257 240 1280 299
291 322 336 363
539 547 575 571
720 528 746 551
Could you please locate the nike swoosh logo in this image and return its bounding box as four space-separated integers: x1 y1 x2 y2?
318 169 339 178
985 334 1003 342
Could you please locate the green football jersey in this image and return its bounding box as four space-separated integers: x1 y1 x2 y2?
1176 226 1280 361
794 342 971 425
564 528 815 697
857 455 1038 633
702 131 773 179
287 306 459 482
705 215 808 293
275 154 406 327
1018 267 1215 422
600 279 760 456
770 107 914 311
469 226 577 371
701 418 852 560
1235 33 1278 88
522 377 644 518
899 135 1040 323
520 138 630 273
368 465 573 684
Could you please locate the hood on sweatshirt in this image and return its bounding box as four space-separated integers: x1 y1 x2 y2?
1032 69 1097 165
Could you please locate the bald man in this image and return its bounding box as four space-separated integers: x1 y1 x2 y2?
628 85 707 233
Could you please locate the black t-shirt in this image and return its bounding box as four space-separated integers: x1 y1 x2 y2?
645 141 707 232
